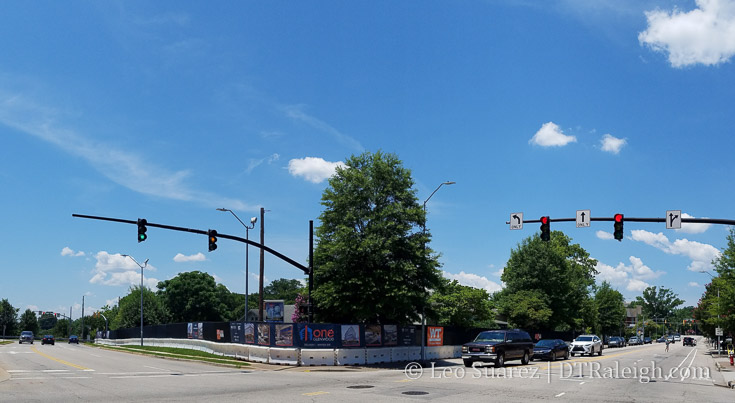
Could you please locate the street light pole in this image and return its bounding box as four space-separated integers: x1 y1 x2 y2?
420 181 455 362
122 254 148 346
217 208 257 322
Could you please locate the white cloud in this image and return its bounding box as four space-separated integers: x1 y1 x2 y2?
283 105 364 151
677 213 713 234
595 255 663 292
688 281 701 287
288 157 345 183
529 122 577 147
173 252 206 263
630 229 721 272
596 230 615 240
443 270 503 294
89 251 159 288
600 134 627 154
61 247 85 257
639 0 735 67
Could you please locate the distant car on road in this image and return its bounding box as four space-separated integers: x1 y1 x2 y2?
656 336 668 343
683 337 696 346
628 336 641 345
68 335 79 344
673 334 681 342
19 331 34 344
533 339 569 361
41 335 55 345
644 337 652 344
608 336 625 348
570 335 603 357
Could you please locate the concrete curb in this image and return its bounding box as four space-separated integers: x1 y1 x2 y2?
0 366 9 383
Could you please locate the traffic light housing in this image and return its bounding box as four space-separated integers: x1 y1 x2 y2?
614 214 624 241
540 216 550 241
137 218 148 243
208 229 218 252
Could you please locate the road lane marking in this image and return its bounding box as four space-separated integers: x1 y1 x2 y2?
555 392 566 397
31 346 92 371
303 391 329 396
144 365 169 371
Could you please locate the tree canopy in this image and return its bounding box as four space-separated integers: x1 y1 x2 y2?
0 298 18 336
498 231 598 332
157 271 232 323
635 286 684 320
595 281 626 336
313 151 443 324
428 278 494 328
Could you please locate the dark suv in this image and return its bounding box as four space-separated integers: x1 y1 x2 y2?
462 329 534 367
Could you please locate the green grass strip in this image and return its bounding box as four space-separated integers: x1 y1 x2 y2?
0 340 13 345
98 344 249 368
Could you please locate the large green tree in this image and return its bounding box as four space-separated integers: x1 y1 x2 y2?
498 231 598 331
263 278 305 304
428 278 494 328
595 281 626 336
0 298 18 336
18 309 39 335
111 286 169 330
635 286 684 320
313 151 443 324
156 271 231 323
696 228 735 337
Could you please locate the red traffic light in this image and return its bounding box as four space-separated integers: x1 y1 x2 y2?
614 214 623 223
541 216 549 224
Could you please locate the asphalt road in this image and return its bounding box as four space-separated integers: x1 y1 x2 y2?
1 337 733 402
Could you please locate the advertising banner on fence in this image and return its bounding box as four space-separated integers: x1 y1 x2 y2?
264 300 285 322
243 323 255 344
427 326 443 346
257 323 271 345
365 324 382 346
275 324 293 346
298 324 338 348
341 324 361 347
230 322 243 343
383 325 398 346
400 325 418 346
187 322 204 339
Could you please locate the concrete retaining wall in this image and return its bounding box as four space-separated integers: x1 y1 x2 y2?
300 349 335 366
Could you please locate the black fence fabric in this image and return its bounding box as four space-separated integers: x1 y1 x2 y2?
109 323 570 348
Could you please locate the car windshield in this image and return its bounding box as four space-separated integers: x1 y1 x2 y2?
535 340 555 347
576 336 593 342
21 331 32 335
475 331 505 342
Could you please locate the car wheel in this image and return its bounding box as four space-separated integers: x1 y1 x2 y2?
521 351 530 365
565 350 569 360
463 359 473 368
551 352 556 362
570 352 575 357
495 353 505 368
598 347 602 356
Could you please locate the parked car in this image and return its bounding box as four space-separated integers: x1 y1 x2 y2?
644 337 652 344
68 335 79 344
683 337 697 346
628 336 641 345
19 331 34 344
41 335 55 345
533 339 570 361
608 336 625 348
462 329 534 367
570 335 603 357
673 334 681 342
656 336 668 343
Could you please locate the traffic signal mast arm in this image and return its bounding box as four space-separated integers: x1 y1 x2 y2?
72 213 310 274
506 216 735 225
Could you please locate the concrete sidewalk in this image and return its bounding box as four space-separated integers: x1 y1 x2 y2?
705 346 735 389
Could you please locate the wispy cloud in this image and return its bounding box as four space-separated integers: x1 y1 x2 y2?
173 252 206 263
245 153 280 174
529 122 577 147
443 270 503 294
283 105 364 152
0 90 252 210
89 251 159 288
595 255 664 292
61 247 86 257
600 134 627 154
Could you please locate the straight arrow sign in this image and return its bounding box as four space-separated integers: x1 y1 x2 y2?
666 210 681 229
576 210 590 228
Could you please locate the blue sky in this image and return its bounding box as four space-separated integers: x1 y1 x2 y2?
2 0 734 319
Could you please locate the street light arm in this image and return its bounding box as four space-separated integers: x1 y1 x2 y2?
423 181 456 207
218 208 256 229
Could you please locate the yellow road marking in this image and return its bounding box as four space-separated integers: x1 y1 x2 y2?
31 346 91 370
303 391 329 396
395 379 413 382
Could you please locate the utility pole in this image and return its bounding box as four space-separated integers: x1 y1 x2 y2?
259 207 265 321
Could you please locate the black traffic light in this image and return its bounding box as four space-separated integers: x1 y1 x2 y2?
614 214 624 241
137 218 148 243
208 229 218 252
540 216 550 241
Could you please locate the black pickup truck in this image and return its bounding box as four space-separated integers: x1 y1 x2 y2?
461 329 534 367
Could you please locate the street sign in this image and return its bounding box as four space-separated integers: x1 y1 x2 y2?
716 327 723 336
666 210 682 229
576 210 591 228
510 213 523 230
